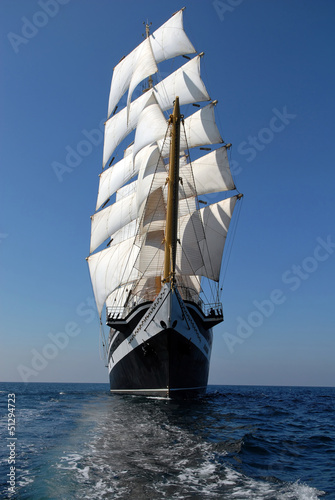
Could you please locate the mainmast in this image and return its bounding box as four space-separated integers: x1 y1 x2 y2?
163 97 181 285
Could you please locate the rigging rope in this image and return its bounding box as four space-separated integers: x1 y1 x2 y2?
99 319 108 362
106 124 172 312
219 194 243 300
181 118 218 305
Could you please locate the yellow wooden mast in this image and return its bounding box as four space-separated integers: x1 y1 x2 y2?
163 96 181 285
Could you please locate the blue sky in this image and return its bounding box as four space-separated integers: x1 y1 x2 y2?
1 0 334 386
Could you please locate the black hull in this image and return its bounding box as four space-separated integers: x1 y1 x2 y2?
109 328 211 398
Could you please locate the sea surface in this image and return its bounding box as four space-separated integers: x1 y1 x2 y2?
0 383 334 499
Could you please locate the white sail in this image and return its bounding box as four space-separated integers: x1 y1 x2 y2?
98 144 232 212
136 144 166 214
133 98 225 163
155 54 209 110
138 189 167 239
107 9 196 118
133 93 168 158
133 196 237 281
89 9 242 319
90 192 137 253
176 274 201 297
92 156 166 254
126 37 157 120
116 180 137 201
180 146 235 198
183 102 223 147
158 102 223 157
93 144 166 253
131 276 163 302
135 229 165 277
97 143 161 210
109 220 138 246
96 146 135 210
88 237 140 316
196 196 237 280
103 55 210 167
105 286 134 310
136 146 234 212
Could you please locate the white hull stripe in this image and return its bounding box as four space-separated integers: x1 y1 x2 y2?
109 386 206 393
110 388 168 393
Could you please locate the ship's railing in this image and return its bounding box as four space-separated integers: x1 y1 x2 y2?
202 303 223 318
177 285 202 306
178 286 223 319
106 306 124 320
106 296 148 321
106 291 223 321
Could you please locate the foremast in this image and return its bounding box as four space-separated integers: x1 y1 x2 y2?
144 21 153 90
164 97 181 286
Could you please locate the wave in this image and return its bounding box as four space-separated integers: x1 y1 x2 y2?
44 402 326 500
52 444 325 499
4 384 332 499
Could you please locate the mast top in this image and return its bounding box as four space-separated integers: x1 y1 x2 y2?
142 21 153 89
143 20 152 39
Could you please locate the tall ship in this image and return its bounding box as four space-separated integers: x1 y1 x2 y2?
87 8 243 398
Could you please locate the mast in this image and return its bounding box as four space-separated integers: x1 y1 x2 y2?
163 96 181 284
144 21 153 89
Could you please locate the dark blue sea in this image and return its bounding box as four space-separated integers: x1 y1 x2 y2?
0 383 334 499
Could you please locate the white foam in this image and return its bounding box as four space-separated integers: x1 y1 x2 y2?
146 396 171 400
279 480 325 499
80 466 90 479
56 453 83 470
47 399 326 500
17 473 34 488
160 456 325 500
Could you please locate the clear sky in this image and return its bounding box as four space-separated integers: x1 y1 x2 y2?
1 0 334 386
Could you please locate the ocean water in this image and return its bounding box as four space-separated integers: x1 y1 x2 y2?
0 383 334 499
